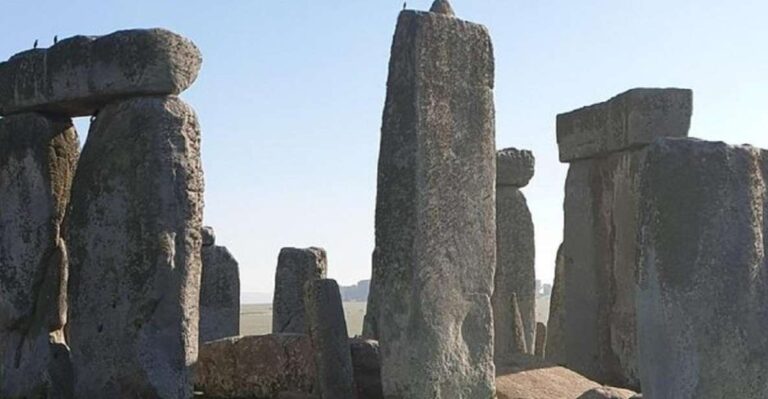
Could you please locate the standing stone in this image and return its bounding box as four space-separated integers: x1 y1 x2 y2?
66 96 203 398
558 88 692 388
304 279 356 399
494 148 535 361
510 293 527 355
272 247 327 334
637 138 768 398
0 29 202 117
349 338 384 399
199 226 240 343
0 113 78 398
534 322 547 359
364 6 496 398
545 244 566 364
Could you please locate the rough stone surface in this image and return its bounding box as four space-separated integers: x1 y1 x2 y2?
510 293 528 355
497 148 534 187
364 9 496 398
534 322 547 359
199 244 240 344
494 185 535 359
194 334 317 398
304 279 356 399
556 88 692 162
637 138 768 399
429 0 455 16
272 247 327 334
349 338 383 399
0 29 202 117
496 355 637 399
201 226 215 247
66 96 203 398
577 387 638 399
0 113 79 398
545 244 566 365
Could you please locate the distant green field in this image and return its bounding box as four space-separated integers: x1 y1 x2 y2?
240 298 549 337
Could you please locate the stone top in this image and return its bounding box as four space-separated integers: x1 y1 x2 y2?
497 147 534 187
0 28 202 117
202 226 216 247
556 88 692 162
430 0 456 16
389 10 494 91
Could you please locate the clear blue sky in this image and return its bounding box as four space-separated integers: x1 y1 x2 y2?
2 1 766 294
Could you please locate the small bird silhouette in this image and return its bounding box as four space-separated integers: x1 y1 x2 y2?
54 35 58 44
403 2 406 10
33 39 38 49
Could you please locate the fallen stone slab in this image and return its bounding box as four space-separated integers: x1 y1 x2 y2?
0 113 79 398
195 334 317 398
0 28 202 117
272 247 327 334
497 147 534 187
556 88 692 162
637 138 768 398
66 96 203 398
199 229 240 344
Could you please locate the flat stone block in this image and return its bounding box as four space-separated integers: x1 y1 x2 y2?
497 148 534 187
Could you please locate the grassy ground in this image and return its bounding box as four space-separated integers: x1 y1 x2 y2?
240 298 550 337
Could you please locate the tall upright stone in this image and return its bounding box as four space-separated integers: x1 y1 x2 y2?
272 247 327 334
557 88 692 388
534 322 547 359
199 226 241 343
493 148 535 361
509 293 528 355
545 244 566 365
364 4 497 397
66 96 203 398
637 138 768 398
0 113 79 398
304 279 357 399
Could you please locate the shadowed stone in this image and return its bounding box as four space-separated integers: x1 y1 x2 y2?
364 8 496 398
510 293 527 355
199 230 240 343
545 244 566 365
272 247 327 334
559 88 692 389
534 322 547 359
304 279 356 399
66 96 203 398
0 113 78 398
556 88 692 162
429 0 455 16
0 28 202 117
195 334 316 398
637 138 768 399
494 148 536 360
349 338 383 399
201 226 215 247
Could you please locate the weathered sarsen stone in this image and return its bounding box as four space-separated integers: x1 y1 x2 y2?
0 29 202 117
494 148 535 360
304 279 356 399
559 88 692 389
66 96 203 398
199 226 240 344
364 4 497 397
545 244 566 365
534 322 547 359
349 338 383 399
272 247 327 334
0 113 78 398
637 138 768 399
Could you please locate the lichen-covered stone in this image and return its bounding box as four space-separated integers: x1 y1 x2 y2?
545 244 566 365
199 243 240 344
497 148 534 187
637 138 768 399
66 96 203 398
534 322 547 359
304 279 356 398
194 334 317 398
364 8 496 398
0 29 202 117
0 113 78 398
349 338 383 399
272 247 327 334
494 185 535 360
556 88 692 162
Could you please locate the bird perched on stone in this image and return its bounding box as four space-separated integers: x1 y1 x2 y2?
54 35 58 44
429 0 455 16
403 2 407 10
33 39 38 49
